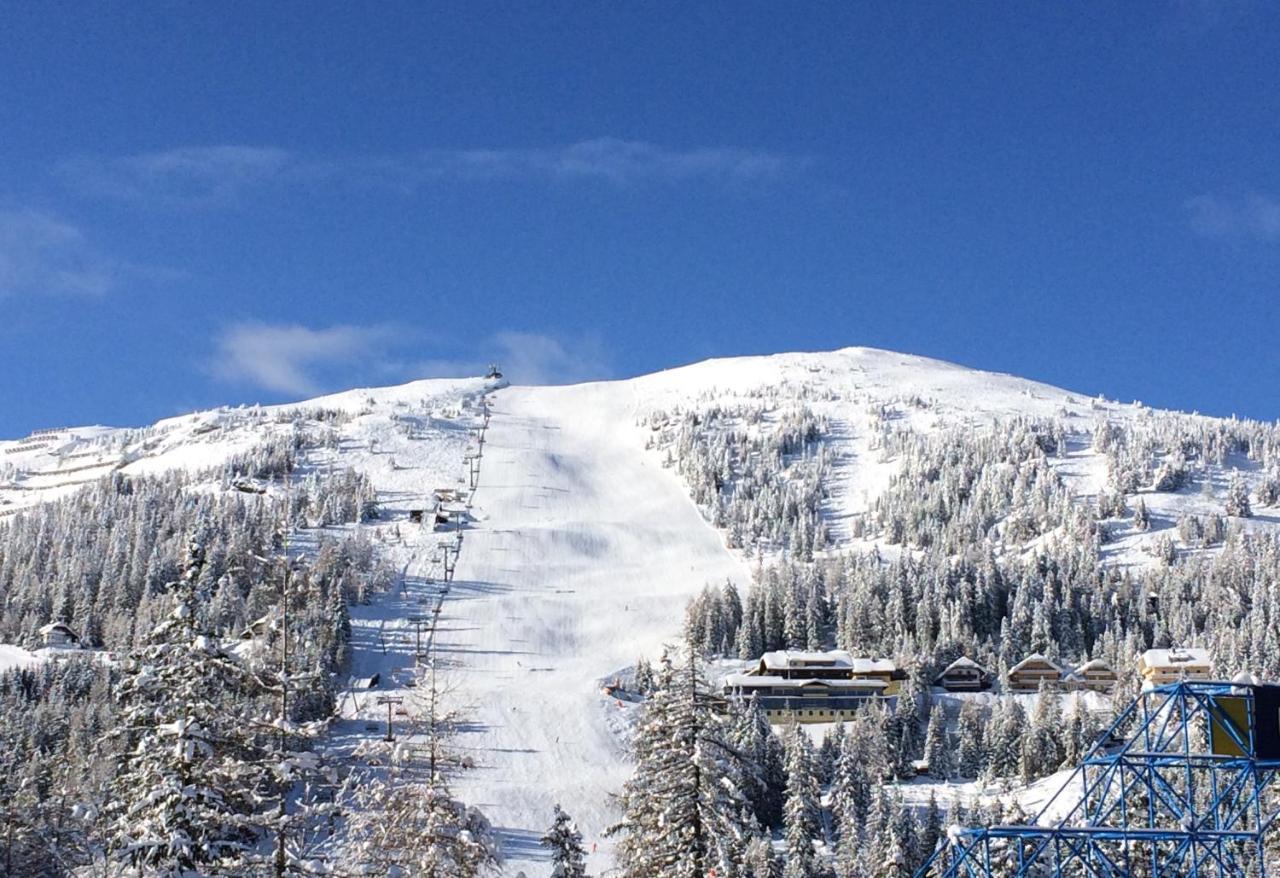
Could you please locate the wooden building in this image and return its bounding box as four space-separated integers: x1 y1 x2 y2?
1066 658 1118 694
1006 653 1066 692
1138 647 1212 686
38 622 80 649
934 656 991 692
847 656 903 695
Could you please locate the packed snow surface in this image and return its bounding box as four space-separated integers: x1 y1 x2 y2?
0 643 42 672
442 383 751 872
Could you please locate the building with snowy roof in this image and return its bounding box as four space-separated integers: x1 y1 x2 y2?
724 649 901 723
1138 647 1212 686
755 650 899 686
1065 658 1119 694
38 622 80 649
1006 653 1066 692
933 656 991 692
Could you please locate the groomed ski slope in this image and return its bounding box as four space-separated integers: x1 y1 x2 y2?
440 382 751 876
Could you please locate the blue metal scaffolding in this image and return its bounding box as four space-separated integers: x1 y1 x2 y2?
916 681 1280 877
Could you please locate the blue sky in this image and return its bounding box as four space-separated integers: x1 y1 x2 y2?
1 2 1277 435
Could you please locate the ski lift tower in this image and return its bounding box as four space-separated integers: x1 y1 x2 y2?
917 680 1280 878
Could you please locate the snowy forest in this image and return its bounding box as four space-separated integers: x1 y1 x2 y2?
4 365 1280 876
0 432 509 876
627 393 1280 877
665 398 1280 684
611 645 1093 878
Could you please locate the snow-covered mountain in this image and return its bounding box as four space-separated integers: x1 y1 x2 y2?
4 347 1279 875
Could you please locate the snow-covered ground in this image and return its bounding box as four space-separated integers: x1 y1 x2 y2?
0 643 43 672
0 643 115 673
0 377 490 515
4 347 1279 874
260 375 750 874
629 348 1280 565
439 383 750 874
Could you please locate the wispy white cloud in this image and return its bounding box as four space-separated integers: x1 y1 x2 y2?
60 146 293 207
1186 193 1280 242
408 138 799 186
209 322 613 396
63 139 803 206
489 330 611 385
210 322 406 396
0 208 126 297
412 330 613 386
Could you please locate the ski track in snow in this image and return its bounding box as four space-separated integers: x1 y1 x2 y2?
439 385 751 875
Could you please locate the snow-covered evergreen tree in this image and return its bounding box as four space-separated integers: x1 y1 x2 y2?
730 694 787 829
955 700 987 779
830 724 871 842
923 704 952 780
1226 470 1253 518
873 817 913 878
985 699 1027 781
781 724 822 878
634 656 655 695
343 764 499 877
918 791 943 867
743 834 782 878
1132 497 1151 532
888 688 921 780
611 648 760 878
1018 683 1065 783
105 534 276 875
542 804 590 878
1060 696 1100 768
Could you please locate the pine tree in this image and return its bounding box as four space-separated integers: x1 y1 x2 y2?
818 721 843 786
542 804 590 878
611 648 759 878
782 724 822 878
986 698 1027 780
744 834 782 878
923 705 952 780
343 765 499 877
1020 682 1064 783
1061 696 1099 769
918 791 943 867
1132 498 1150 532
721 579 744 651
1226 471 1253 518
1255 470 1280 508
633 656 655 695
873 820 912 878
888 688 921 780
955 700 987 778
864 786 893 861
105 534 276 875
830 727 871 841
833 820 866 878
888 798 919 875
731 694 786 829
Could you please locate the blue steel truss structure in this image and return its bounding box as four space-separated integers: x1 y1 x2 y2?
916 681 1280 877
